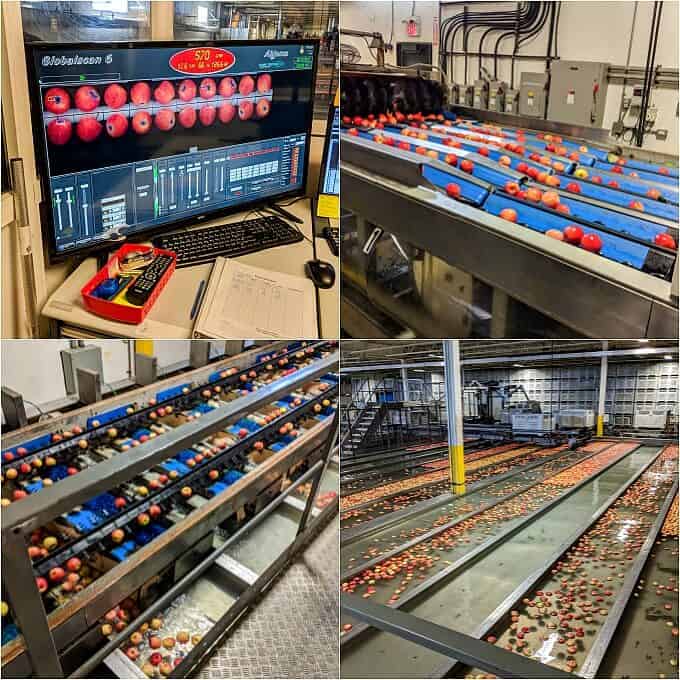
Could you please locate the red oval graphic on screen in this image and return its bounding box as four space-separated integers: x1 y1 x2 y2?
169 48 235 75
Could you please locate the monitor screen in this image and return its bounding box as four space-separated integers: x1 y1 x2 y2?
321 106 339 197
27 40 318 259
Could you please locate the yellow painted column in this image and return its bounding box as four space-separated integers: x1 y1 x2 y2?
135 340 154 356
596 414 604 437
443 340 465 495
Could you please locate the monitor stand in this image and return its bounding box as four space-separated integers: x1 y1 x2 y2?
267 201 304 224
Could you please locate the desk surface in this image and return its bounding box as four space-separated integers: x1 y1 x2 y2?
42 199 338 339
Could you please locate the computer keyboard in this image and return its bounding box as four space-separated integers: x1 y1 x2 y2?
152 215 304 268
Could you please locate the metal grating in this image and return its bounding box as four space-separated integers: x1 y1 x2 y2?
195 518 339 679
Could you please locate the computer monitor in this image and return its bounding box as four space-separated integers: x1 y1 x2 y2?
27 40 319 261
316 90 340 221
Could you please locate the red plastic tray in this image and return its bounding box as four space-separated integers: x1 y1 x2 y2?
81 244 176 325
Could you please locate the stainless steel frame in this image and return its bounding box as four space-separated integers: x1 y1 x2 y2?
1 351 339 678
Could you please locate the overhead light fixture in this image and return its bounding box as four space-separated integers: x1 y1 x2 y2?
664 354 673 360
513 363 525 368
634 347 654 355
638 339 649 343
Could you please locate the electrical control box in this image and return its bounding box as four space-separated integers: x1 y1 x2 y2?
519 72 549 118
488 81 507 112
547 60 609 127
504 88 519 114
458 84 474 107
473 79 489 109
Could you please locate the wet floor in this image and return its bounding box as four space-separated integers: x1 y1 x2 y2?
340 445 659 678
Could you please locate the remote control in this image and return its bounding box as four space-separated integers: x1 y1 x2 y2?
322 226 339 256
125 254 174 306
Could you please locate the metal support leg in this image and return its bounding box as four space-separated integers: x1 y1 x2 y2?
134 353 158 386
75 367 102 405
297 408 339 536
1 528 63 677
597 340 608 436
443 340 465 495
1 386 28 429
189 340 211 368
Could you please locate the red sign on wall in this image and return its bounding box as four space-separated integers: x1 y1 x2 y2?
169 48 235 75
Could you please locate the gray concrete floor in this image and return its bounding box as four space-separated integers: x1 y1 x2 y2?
195 517 339 679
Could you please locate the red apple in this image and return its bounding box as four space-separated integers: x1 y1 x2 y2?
66 557 81 572
541 191 560 209
178 107 197 128
580 233 603 253
131 110 152 135
646 188 661 200
199 105 216 126
460 159 474 173
178 79 197 102
148 504 161 518
105 113 128 138
104 83 127 109
74 86 100 112
49 567 65 583
36 577 48 593
114 496 127 509
218 102 236 124
46 119 72 145
629 200 644 211
654 233 676 250
256 73 272 93
154 80 175 105
255 99 271 118
566 182 581 193
218 77 238 97
238 100 254 121
545 229 564 241
499 208 518 222
130 82 151 105
155 109 176 131
76 116 103 142
563 225 584 244
44 87 70 114
445 183 461 198
238 75 255 96
199 78 217 99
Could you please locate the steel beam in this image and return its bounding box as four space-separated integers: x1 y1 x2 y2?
597 340 608 436
341 593 572 679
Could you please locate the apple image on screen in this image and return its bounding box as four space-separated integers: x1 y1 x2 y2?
199 105 216 126
155 109 176 131
104 83 127 109
256 74 272 93
154 80 175 105
44 87 70 114
256 99 271 119
76 116 103 142
132 110 152 134
238 75 255 96
130 82 152 105
218 77 237 97
178 79 197 102
178 107 197 128
105 113 128 138
218 102 236 124
46 119 72 145
199 78 217 99
238 100 254 121
74 86 101 112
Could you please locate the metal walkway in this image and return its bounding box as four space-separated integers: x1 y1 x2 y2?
195 519 339 679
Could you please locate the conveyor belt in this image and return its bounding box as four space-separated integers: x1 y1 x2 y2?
340 443 662 678
1 342 336 505
343 124 676 279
